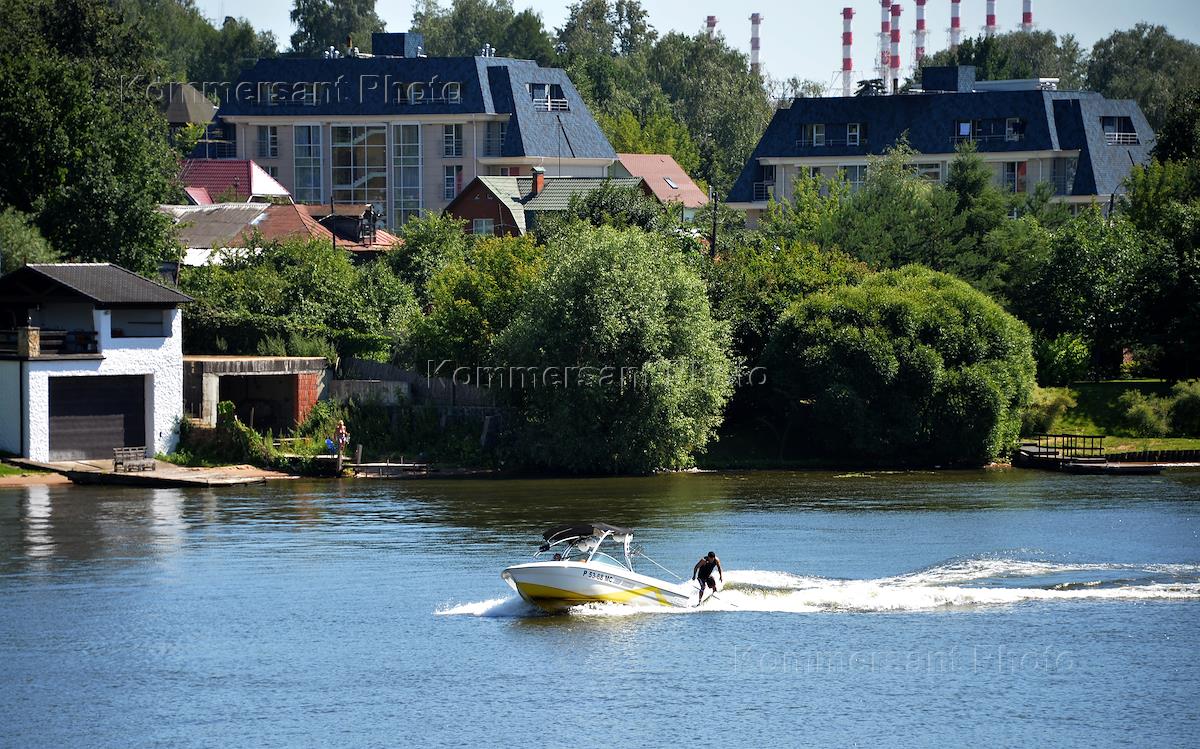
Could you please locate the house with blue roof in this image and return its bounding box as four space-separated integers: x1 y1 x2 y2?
212 32 616 228
727 66 1155 225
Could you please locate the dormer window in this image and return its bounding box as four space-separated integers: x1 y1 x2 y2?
847 122 861 146
529 83 568 111
1101 116 1139 145
1006 118 1025 141
956 120 974 139
803 123 825 147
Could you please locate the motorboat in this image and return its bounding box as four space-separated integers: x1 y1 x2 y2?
502 523 698 611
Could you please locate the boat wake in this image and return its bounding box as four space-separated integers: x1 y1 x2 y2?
435 557 1200 617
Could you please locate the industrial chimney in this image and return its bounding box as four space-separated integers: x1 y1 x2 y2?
750 13 763 74
842 7 855 97
889 4 902 94
949 0 962 50
914 0 928 65
878 0 891 86
985 0 997 37
1021 0 1033 32
706 15 718 37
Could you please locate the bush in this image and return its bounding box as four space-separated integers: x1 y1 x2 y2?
1117 391 1172 437
1169 379 1200 436
1036 333 1090 386
766 265 1036 466
176 401 276 466
1022 386 1077 435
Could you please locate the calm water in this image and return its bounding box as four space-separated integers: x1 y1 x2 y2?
1 470 1199 748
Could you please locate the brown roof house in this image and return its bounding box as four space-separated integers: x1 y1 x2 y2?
444 167 651 236
0 264 191 461
611 153 708 220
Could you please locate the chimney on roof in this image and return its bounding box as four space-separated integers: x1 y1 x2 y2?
532 166 545 196
842 7 855 97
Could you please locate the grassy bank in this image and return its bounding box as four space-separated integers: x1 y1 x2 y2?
1029 379 1200 452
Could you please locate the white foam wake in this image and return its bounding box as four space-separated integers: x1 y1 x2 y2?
436 559 1200 618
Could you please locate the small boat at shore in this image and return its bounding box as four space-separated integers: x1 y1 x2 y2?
502 523 697 611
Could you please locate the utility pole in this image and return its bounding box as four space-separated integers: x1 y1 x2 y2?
709 186 719 258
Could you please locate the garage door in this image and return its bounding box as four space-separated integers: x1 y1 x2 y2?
48 376 146 461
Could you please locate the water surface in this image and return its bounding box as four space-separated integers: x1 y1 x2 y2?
1 469 1198 747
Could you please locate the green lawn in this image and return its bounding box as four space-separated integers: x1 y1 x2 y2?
1034 379 1200 452
0 461 47 477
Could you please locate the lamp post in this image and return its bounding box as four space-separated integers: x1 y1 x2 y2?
709 186 719 258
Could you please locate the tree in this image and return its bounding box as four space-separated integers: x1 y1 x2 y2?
556 0 616 59
0 207 60 273
500 8 555 64
766 265 1036 466
497 224 734 473
388 212 468 302
195 16 278 83
539 182 670 237
1087 24 1200 130
597 109 701 175
0 0 180 273
289 0 385 55
115 1 276 83
1154 86 1200 164
918 30 1086 89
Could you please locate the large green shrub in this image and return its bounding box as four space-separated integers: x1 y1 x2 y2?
1036 333 1091 386
766 265 1036 465
1117 391 1172 436
1021 386 1077 435
497 224 734 474
1168 379 1200 435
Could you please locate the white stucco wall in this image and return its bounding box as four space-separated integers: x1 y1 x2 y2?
0 360 21 454
22 308 184 461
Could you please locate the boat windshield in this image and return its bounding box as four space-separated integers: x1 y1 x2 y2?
537 531 633 570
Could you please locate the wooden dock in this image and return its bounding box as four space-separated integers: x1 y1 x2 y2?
10 458 283 487
1014 434 1164 475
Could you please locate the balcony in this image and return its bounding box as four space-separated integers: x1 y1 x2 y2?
532 97 569 112
482 137 505 157
1104 132 1139 145
752 182 775 202
1048 175 1073 196
796 138 867 148
951 133 1024 146
0 328 99 358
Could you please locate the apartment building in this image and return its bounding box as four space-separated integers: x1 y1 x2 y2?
215 32 616 228
727 66 1155 224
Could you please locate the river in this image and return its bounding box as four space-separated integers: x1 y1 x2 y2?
1 469 1198 747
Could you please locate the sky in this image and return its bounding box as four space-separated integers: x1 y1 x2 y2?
195 0 1200 88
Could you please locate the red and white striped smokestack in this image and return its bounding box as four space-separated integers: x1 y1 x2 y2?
842 7 855 97
914 0 927 65
750 13 762 74
985 0 997 37
706 15 717 37
950 0 962 50
878 0 891 84
1021 0 1033 32
890 4 902 93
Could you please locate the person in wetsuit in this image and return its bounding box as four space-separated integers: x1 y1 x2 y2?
692 551 723 604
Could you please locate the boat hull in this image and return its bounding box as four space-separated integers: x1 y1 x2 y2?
502 561 695 611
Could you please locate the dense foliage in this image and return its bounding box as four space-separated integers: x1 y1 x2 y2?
766 266 1036 465
496 224 734 473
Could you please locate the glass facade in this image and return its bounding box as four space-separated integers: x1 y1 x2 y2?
331 125 387 213
392 124 422 226
293 125 322 204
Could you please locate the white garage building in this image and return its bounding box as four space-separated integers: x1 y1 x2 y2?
0 264 191 461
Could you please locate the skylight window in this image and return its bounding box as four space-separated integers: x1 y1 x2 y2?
663 176 679 189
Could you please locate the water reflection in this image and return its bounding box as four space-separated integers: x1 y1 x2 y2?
23 484 52 561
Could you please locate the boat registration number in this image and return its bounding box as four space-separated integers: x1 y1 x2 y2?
582 569 626 586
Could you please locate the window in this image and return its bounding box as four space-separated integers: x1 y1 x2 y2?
497 166 520 176
444 164 463 200
663 176 679 189
472 218 495 235
1005 117 1025 141
1050 156 1077 195
1003 161 1027 193
484 121 507 156
809 166 823 179
1101 116 1139 144
529 83 568 111
297 83 319 106
443 124 463 157
256 125 278 158
955 120 974 139
293 125 323 204
263 165 279 178
111 309 165 338
840 164 867 191
914 163 942 182
392 124 421 225
331 125 387 214
847 122 861 146
803 123 825 146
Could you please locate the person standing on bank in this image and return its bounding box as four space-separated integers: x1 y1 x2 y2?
692 551 723 605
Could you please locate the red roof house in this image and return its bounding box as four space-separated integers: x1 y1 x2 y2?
613 153 709 213
180 159 292 204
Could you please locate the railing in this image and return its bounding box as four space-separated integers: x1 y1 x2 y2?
1104 132 1139 145
482 137 505 157
752 182 775 202
0 328 99 356
1047 175 1072 196
796 138 867 148
951 133 1024 145
1032 433 1106 461
532 97 570 112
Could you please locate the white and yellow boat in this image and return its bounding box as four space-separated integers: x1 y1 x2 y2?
502 523 696 611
